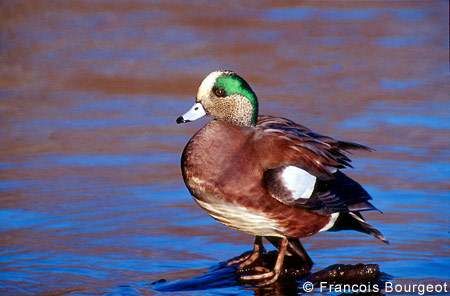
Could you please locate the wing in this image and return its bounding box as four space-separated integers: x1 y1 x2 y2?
256 115 377 214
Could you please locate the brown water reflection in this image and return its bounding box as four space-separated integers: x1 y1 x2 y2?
0 1 449 295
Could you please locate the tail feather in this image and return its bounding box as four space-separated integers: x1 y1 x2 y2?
348 201 383 213
349 212 389 244
337 141 374 152
330 212 389 244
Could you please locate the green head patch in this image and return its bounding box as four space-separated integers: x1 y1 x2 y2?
214 73 259 125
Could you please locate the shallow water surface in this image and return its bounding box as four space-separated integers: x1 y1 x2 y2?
0 1 449 295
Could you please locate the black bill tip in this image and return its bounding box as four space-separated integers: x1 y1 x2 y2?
176 116 188 124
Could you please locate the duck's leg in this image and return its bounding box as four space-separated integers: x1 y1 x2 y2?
240 237 288 285
227 236 264 268
267 237 313 270
288 238 313 269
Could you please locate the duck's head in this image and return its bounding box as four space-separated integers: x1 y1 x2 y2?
176 70 258 126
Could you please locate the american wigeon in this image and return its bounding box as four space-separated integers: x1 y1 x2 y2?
176 70 387 285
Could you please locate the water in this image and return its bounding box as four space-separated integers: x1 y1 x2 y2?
1 1 449 295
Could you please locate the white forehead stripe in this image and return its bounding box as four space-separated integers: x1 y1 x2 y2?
197 71 223 99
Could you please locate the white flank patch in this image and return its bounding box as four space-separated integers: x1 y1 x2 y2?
319 212 340 232
281 166 316 200
197 71 223 99
195 198 284 237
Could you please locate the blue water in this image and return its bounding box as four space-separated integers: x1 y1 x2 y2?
1 1 448 295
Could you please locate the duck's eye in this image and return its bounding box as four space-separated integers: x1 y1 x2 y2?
213 87 226 97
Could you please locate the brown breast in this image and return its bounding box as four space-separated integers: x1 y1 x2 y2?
180 120 330 238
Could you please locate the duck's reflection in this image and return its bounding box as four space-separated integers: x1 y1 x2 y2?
252 279 299 296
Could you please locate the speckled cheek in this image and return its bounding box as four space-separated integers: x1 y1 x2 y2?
211 100 229 120
197 96 212 115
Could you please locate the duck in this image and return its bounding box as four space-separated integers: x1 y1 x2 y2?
176 70 387 286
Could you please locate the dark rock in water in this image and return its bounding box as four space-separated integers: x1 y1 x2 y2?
152 250 390 293
308 263 380 284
